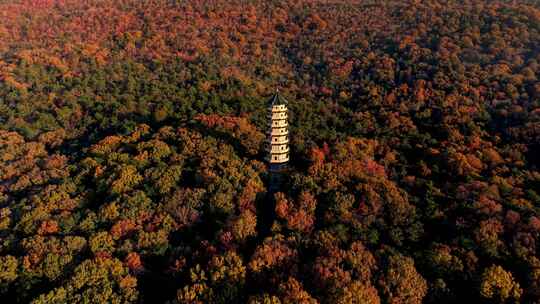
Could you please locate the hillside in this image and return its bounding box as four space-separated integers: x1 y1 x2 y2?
1 0 540 303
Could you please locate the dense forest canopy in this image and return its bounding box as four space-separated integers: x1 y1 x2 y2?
1 0 540 303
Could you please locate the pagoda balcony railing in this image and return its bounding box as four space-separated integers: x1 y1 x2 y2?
268 105 287 112
271 120 288 128
264 140 289 149
267 146 289 154
264 142 289 150
266 138 289 145
264 145 290 154
266 154 289 163
267 113 288 120
267 129 288 136
266 135 289 145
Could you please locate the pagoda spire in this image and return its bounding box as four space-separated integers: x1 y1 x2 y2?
266 90 289 174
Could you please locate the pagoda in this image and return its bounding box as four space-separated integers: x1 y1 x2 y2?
266 90 289 173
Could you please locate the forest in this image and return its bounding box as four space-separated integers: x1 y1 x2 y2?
0 0 540 303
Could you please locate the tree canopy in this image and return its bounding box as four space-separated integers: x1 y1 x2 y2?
1 0 540 303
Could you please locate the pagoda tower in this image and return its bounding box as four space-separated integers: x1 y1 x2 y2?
266 90 289 173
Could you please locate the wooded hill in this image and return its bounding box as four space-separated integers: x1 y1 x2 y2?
0 0 539 303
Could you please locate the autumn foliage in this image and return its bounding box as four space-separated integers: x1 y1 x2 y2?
0 0 540 303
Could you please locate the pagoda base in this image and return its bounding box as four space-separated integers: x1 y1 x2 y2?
268 162 288 193
269 162 288 173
